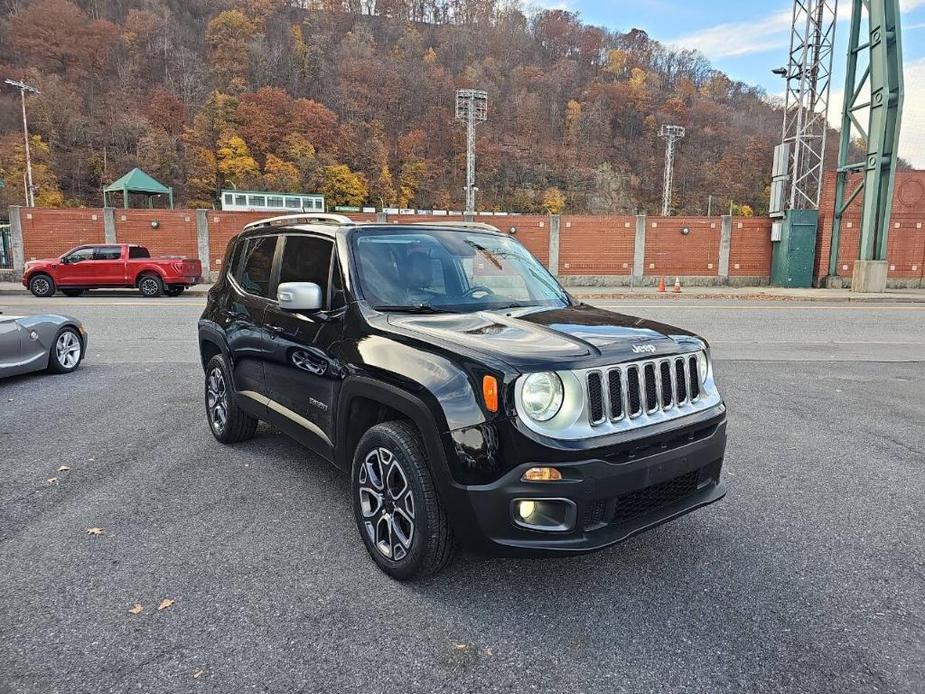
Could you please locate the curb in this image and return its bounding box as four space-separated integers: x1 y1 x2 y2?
569 292 925 304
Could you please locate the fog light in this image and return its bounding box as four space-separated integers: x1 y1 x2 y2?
522 466 563 482
517 499 537 518
512 498 575 532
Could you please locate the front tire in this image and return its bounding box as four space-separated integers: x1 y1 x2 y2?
47 327 83 374
138 274 163 298
352 420 456 580
29 274 55 297
204 354 257 444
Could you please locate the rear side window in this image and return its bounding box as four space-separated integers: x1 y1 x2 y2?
95 245 122 260
236 236 277 298
278 235 333 302
128 246 150 259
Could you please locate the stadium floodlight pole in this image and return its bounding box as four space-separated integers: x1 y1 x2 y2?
4 78 40 208
658 124 685 216
455 89 488 215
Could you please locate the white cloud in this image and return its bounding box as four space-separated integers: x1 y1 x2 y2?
899 57 925 167
900 0 925 11
668 9 793 58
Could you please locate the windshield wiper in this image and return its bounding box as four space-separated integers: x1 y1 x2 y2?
373 304 455 314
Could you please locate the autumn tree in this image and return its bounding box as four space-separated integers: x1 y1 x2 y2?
206 10 255 88
217 131 260 189
321 164 368 207
542 187 566 214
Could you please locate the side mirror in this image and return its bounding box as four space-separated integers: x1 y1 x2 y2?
277 281 323 312
60 256 71 264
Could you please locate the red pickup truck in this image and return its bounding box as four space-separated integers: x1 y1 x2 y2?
22 244 203 298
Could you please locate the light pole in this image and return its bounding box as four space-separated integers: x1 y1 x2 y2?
4 78 40 208
455 89 488 215
658 124 685 216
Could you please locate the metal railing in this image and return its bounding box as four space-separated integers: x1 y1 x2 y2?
0 225 12 269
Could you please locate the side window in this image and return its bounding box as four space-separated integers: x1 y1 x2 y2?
95 245 122 260
128 246 150 259
330 252 347 310
66 247 95 263
278 235 334 304
236 236 278 298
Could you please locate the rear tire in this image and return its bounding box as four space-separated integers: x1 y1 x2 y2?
62 288 85 297
138 274 163 298
47 326 83 374
29 274 55 298
204 354 258 444
352 420 457 580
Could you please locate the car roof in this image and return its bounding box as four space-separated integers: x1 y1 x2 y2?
240 214 506 239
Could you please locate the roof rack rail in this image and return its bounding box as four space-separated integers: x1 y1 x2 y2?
409 221 502 232
244 213 354 230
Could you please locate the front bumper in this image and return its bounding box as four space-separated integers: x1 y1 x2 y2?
447 415 727 556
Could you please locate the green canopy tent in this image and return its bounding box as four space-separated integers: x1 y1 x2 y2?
103 168 174 209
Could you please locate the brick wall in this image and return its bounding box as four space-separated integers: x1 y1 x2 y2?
20 208 106 260
112 209 199 259
729 217 773 277
559 216 634 275
816 170 925 282
645 216 723 277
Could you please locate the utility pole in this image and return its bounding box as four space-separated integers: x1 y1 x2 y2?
658 124 685 216
4 78 40 208
455 89 488 215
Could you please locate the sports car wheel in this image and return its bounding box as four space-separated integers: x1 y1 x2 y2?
29 274 55 297
352 421 456 580
138 274 163 297
205 354 258 444
47 327 83 374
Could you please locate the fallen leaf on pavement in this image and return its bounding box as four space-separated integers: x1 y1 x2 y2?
57 465 71 473
129 603 144 615
47 477 57 485
192 669 204 679
86 527 104 535
158 598 175 611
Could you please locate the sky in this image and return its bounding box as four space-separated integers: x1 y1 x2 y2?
531 0 925 168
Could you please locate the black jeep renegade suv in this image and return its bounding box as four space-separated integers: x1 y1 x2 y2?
199 215 727 579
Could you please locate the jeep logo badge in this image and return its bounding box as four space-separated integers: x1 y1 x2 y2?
632 344 656 354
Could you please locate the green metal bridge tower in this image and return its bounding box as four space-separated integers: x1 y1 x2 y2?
827 0 904 292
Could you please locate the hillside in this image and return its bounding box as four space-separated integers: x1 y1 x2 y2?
0 0 794 214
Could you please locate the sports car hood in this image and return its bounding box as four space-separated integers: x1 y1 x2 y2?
385 303 701 369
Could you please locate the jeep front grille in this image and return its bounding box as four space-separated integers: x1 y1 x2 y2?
586 352 710 429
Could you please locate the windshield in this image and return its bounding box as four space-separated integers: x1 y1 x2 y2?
351 227 570 313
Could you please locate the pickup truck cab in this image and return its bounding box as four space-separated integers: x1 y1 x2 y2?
199 215 727 579
23 243 202 297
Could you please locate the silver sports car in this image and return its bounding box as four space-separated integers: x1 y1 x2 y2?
0 313 87 378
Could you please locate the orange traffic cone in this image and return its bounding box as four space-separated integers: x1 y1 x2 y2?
657 276 666 293
672 277 682 293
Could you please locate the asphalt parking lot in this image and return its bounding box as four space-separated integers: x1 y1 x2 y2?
1 294 923 694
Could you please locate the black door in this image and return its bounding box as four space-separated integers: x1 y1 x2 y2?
262 234 347 460
220 234 279 398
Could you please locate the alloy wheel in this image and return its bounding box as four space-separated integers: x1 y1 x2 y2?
55 331 81 369
33 278 50 295
206 366 228 433
140 278 159 296
358 447 416 561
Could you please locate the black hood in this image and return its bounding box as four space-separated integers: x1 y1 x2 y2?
384 303 701 370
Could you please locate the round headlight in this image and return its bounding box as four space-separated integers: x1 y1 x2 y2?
698 351 709 382
521 372 564 422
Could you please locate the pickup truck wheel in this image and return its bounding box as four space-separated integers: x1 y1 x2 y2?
138 274 163 298
62 289 85 297
205 354 258 444
29 274 56 297
47 327 83 374
352 420 457 580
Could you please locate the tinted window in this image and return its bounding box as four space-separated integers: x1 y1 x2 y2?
95 245 122 260
330 253 347 310
128 246 150 259
279 235 333 302
66 247 95 262
236 236 277 298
